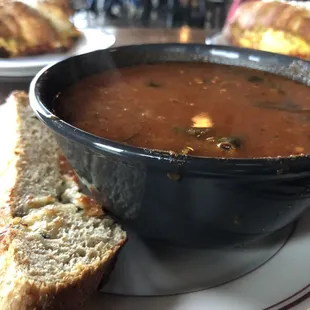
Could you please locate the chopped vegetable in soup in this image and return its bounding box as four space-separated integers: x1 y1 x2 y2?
55 63 310 158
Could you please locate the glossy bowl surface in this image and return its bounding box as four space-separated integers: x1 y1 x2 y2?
30 44 310 248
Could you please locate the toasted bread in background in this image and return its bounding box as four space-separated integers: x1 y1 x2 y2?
0 91 126 310
0 0 80 57
225 0 310 59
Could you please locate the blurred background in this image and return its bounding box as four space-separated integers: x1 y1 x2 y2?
72 0 230 30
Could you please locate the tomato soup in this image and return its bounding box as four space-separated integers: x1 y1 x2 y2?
55 63 310 158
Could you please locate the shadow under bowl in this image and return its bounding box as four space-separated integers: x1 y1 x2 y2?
29 43 310 248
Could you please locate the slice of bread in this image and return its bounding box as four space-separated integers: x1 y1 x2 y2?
0 91 126 310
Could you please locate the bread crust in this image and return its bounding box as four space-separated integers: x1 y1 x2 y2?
0 238 125 310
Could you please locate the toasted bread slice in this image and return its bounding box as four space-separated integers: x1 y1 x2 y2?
19 0 80 49
0 91 126 310
0 1 63 57
0 0 80 57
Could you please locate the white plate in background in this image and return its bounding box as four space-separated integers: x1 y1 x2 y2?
0 28 115 77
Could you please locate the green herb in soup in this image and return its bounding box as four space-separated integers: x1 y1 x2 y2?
147 80 162 88
55 63 310 158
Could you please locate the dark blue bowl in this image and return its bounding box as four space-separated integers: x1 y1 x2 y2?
29 44 310 248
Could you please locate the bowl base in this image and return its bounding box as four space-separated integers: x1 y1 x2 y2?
102 223 295 296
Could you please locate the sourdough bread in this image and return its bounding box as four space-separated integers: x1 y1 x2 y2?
0 91 126 310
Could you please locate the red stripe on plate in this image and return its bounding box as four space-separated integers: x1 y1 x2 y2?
264 284 310 310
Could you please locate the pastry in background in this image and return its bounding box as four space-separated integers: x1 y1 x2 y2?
225 1 310 60
225 0 252 25
0 0 80 58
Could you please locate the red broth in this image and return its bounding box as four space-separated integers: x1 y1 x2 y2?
55 63 310 158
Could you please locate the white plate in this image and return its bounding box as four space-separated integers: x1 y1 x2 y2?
82 210 310 310
0 28 115 77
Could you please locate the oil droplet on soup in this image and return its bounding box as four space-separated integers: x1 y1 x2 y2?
55 63 310 158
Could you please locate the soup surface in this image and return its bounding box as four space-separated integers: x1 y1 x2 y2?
55 63 310 158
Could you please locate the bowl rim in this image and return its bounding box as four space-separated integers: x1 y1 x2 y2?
29 43 310 176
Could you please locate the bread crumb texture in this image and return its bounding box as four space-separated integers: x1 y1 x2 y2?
0 91 126 310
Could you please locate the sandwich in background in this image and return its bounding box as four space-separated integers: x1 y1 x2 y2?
224 0 310 60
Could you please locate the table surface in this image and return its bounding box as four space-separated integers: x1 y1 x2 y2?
0 26 213 104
